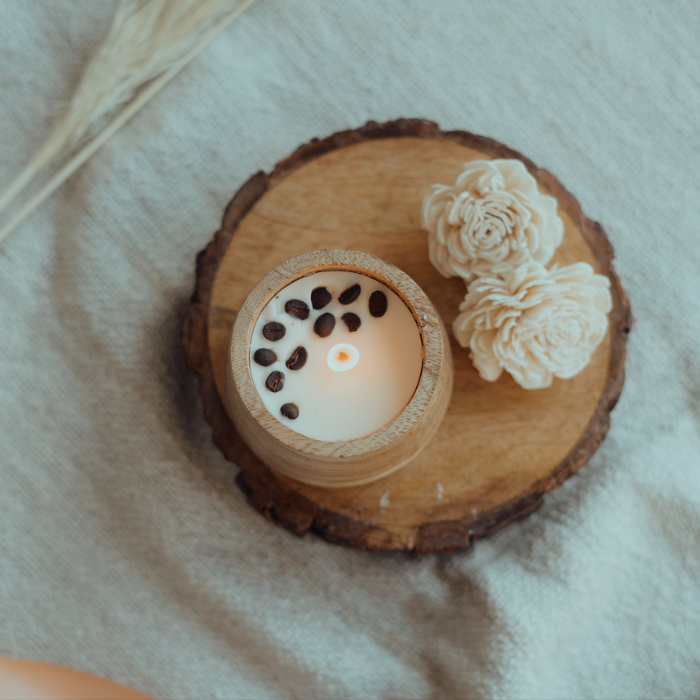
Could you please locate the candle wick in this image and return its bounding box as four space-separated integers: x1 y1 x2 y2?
327 343 360 372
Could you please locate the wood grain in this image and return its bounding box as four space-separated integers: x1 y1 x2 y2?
183 119 631 553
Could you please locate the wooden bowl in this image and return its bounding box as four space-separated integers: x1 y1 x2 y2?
223 249 453 488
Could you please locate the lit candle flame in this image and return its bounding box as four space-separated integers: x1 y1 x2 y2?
327 343 359 372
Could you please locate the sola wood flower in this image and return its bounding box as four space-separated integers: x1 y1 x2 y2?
422 159 564 282
453 262 612 389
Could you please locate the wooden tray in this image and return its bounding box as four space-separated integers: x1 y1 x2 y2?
182 119 631 553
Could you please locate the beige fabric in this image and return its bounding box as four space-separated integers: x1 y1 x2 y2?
1 1 699 698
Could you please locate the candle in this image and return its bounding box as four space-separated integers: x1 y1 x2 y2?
225 250 453 488
249 270 423 441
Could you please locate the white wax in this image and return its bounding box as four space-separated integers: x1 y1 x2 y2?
249 270 423 441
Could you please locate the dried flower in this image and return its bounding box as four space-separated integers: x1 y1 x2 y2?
422 159 564 283
453 261 612 389
0 0 257 245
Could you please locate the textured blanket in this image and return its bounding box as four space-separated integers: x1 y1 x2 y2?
1 1 699 698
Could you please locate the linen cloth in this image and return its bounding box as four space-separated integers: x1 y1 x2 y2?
1 1 699 698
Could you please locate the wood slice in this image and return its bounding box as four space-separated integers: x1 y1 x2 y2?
182 119 631 553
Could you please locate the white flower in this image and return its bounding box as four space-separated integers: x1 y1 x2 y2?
422 159 564 282
453 262 612 389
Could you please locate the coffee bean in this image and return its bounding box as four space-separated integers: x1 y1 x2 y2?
311 287 332 310
369 290 388 317
285 346 308 370
265 371 285 393
313 312 335 338
285 299 310 320
262 322 285 341
341 312 361 332
339 284 361 305
253 348 277 367
280 403 299 420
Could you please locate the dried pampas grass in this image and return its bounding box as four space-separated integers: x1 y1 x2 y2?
0 0 258 245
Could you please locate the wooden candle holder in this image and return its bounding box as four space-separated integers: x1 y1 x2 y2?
224 249 453 488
